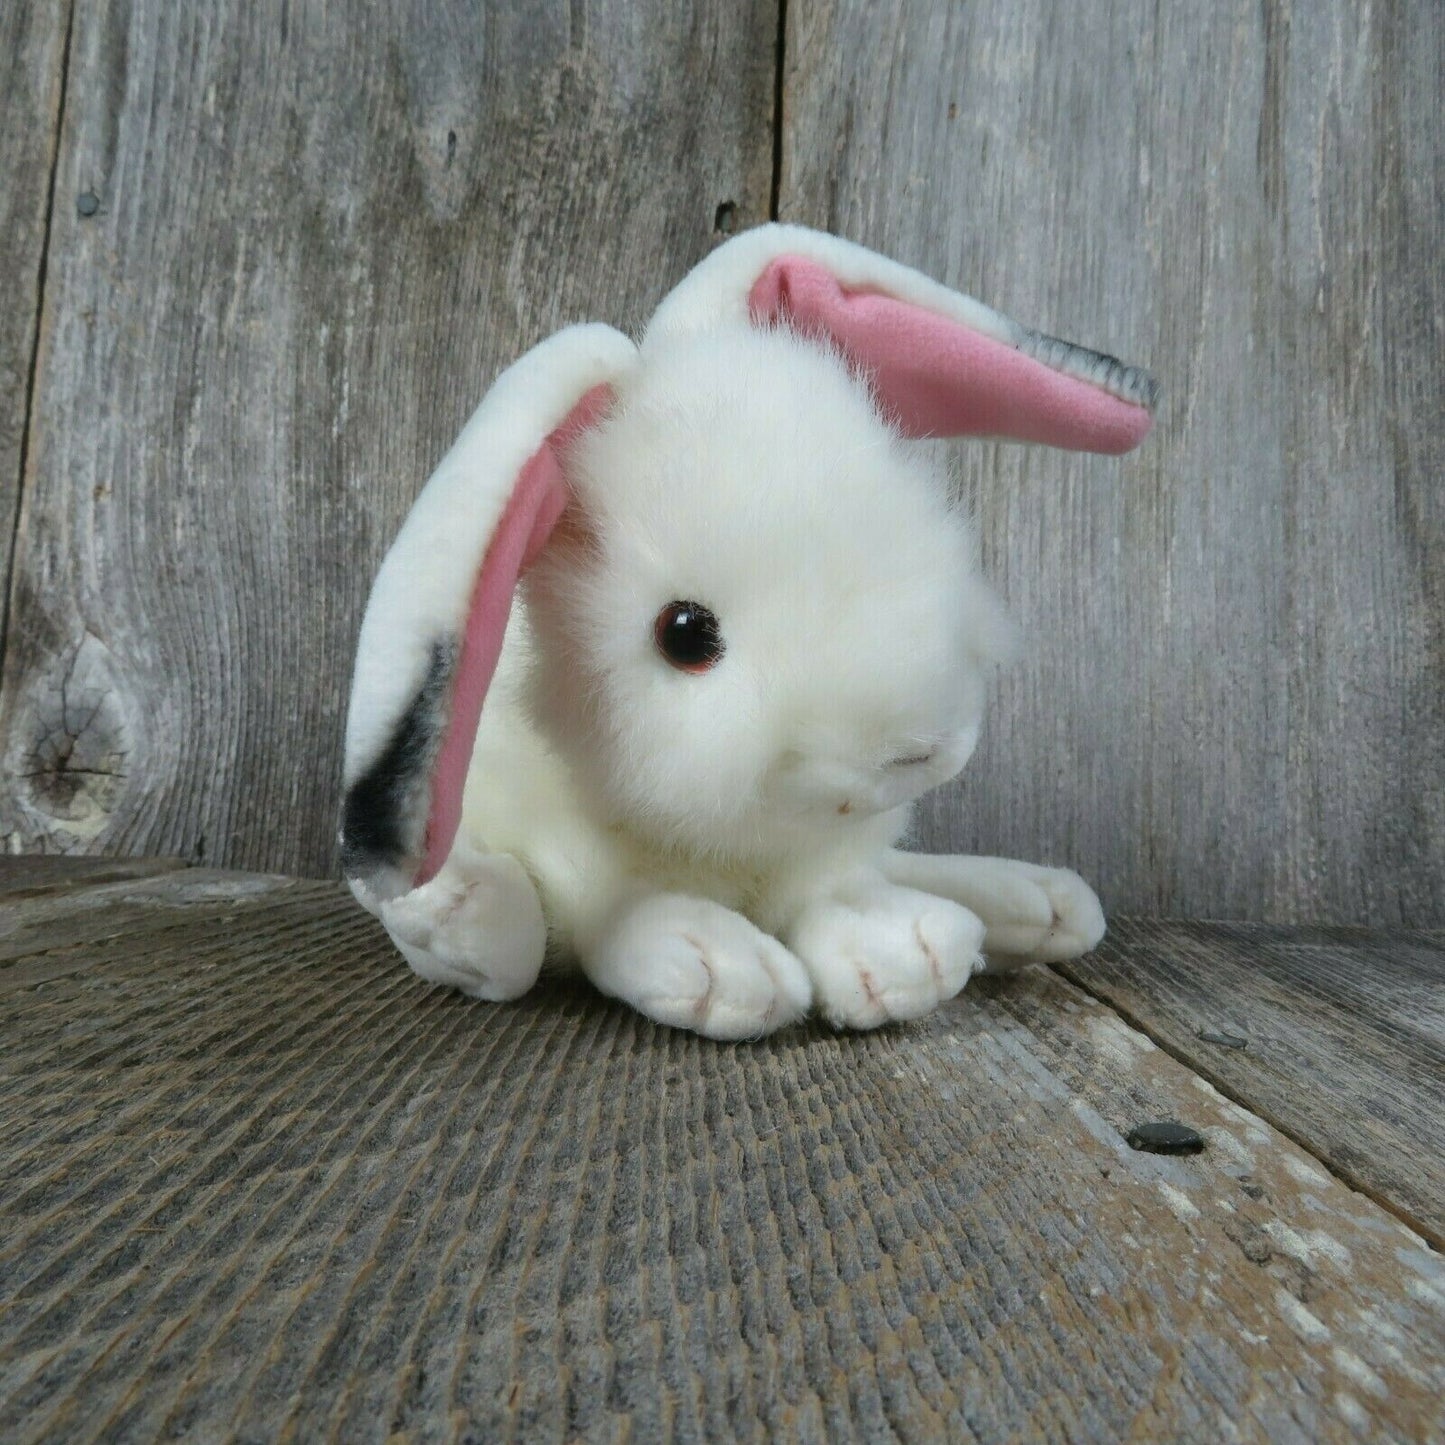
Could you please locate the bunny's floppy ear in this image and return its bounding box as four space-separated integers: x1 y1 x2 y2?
342 325 637 899
645 224 1155 454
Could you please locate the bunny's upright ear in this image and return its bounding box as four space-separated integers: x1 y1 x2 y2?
342 325 637 900
644 224 1156 454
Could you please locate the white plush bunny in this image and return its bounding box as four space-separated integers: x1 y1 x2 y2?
342 225 1155 1038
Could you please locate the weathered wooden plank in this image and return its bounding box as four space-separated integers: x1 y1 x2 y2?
0 867 293 981
781 0 1445 926
1053 917 1445 1249
0 0 777 875
0 1 71 650
0 854 185 903
1 887 1441 1442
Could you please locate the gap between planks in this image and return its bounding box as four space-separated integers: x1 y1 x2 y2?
1052 921 1445 1253
0 0 75 676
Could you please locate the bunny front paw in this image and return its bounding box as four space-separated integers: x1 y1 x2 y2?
376 848 547 1001
582 894 813 1040
786 880 986 1030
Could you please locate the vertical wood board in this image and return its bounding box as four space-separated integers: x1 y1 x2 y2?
0 2 72 653
0 0 778 874
782 0 1445 925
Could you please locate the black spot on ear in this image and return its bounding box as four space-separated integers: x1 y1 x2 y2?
340 640 454 877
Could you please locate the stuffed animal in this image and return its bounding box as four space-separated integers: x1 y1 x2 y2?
341 224 1155 1038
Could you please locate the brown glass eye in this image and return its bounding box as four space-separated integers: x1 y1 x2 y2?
653 600 725 673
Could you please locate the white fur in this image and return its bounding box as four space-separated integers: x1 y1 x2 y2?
348 226 1116 1035
456 324 1022 1030
369 842 546 1000
521 326 1010 864
344 324 638 799
785 870 987 1028
645 223 1020 350
881 851 1107 967
645 223 1155 408
584 892 813 1041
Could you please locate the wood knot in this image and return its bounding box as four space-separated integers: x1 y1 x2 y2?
16 638 131 840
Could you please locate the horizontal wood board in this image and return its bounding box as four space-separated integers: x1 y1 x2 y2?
0 854 186 903
1055 916 1445 1249
1 875 1442 1443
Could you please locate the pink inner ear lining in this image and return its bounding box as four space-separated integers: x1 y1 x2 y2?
416 384 614 886
748 256 1152 455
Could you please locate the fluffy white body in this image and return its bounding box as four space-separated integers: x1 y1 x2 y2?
373 324 1106 1037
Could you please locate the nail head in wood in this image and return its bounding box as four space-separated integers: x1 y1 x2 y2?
1126 1120 1206 1155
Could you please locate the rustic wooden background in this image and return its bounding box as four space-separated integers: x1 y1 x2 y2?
0 1 1440 926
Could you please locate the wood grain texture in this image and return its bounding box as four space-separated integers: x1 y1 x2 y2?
0 0 777 874
0 1 71 648
782 0 1445 926
1 883 1443 1442
1054 917 1445 1249
0 853 185 903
